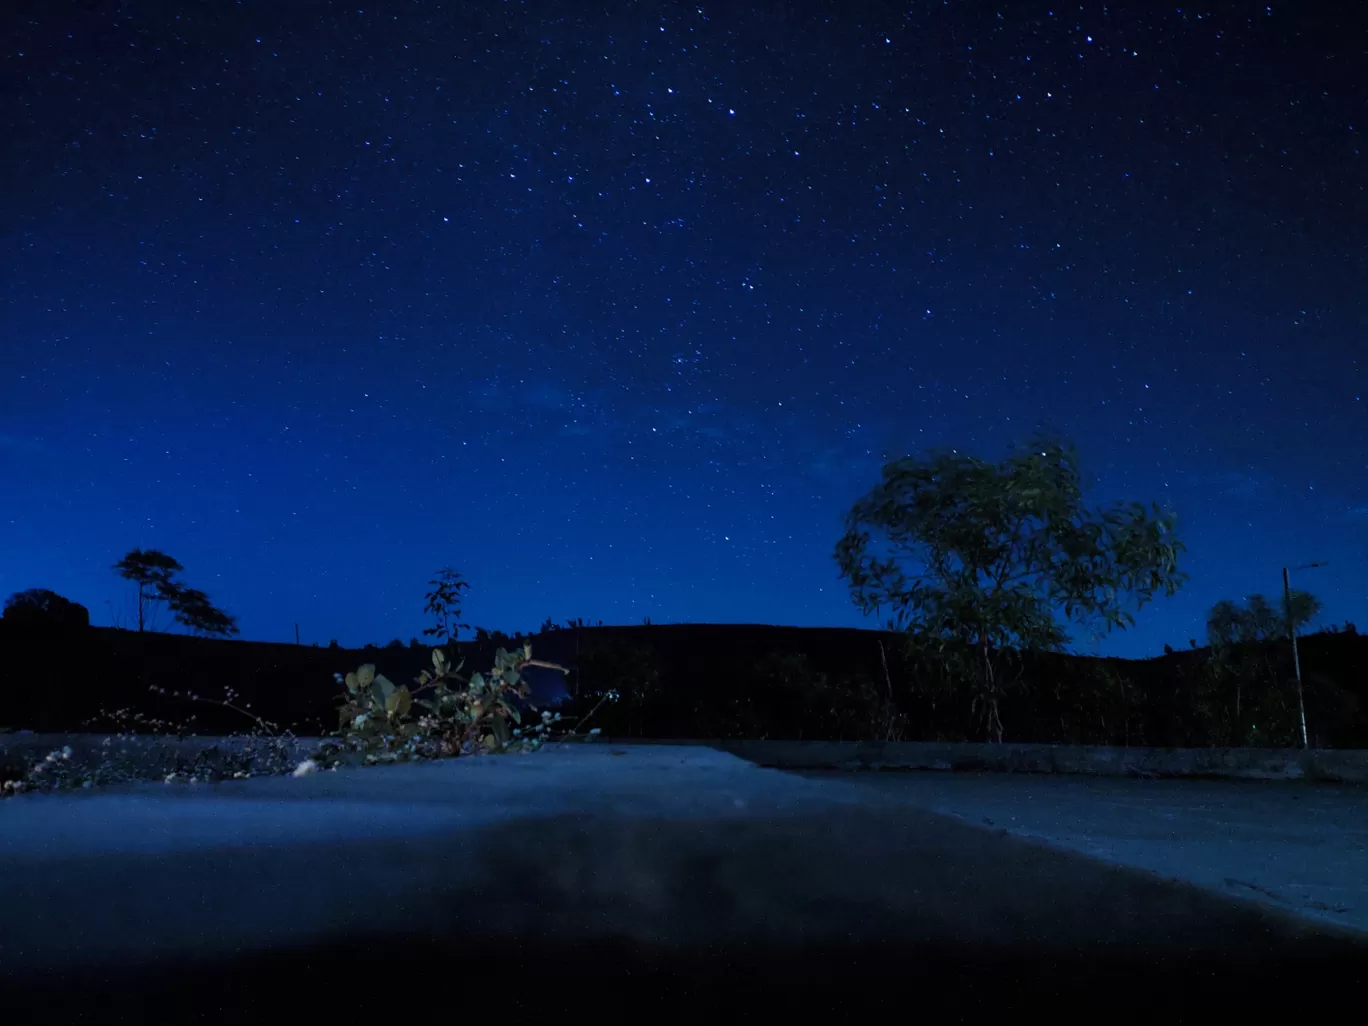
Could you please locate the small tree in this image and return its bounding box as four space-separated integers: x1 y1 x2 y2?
422 567 470 645
1203 590 1322 745
112 549 237 636
834 435 1187 742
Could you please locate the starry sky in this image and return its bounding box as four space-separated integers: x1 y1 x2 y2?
2 1 1365 659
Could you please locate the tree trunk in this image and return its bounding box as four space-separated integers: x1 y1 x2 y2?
981 633 1003 744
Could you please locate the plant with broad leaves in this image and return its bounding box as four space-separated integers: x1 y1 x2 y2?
317 643 572 767
2 644 616 799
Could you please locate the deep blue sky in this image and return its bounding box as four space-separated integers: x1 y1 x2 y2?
3 1 1365 658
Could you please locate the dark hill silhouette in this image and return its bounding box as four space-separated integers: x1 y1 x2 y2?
0 620 1363 748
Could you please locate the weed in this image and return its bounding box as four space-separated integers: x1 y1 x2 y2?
1 644 619 798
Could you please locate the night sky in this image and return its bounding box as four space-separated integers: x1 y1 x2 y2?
2 1 1365 659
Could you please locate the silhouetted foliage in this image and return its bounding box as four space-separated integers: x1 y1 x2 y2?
2 589 90 631
3 618 1365 746
1207 590 1322 647
112 549 184 632
422 567 470 644
1197 590 1334 747
112 549 237 636
166 585 240 638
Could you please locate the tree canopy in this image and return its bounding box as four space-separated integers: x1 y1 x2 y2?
834 434 1187 741
112 548 238 637
1206 591 1322 648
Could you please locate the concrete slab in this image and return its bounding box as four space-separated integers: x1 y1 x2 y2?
8 730 1367 786
716 737 1368 783
791 769 1368 936
1 744 1364 1022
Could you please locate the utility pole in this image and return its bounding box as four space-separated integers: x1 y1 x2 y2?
1284 561 1327 749
295 623 301 645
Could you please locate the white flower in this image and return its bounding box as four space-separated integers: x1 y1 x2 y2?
292 759 319 778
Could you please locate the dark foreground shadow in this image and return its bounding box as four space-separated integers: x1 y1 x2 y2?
2 934 1363 1023
3 802 1364 1022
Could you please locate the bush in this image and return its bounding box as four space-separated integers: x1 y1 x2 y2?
2 642 615 798
3 589 90 631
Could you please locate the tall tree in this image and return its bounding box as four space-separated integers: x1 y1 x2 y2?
112 549 184 632
112 549 237 636
422 567 470 645
834 435 1187 742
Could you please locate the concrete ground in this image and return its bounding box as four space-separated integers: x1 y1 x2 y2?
792 769 1368 936
1 744 1364 1022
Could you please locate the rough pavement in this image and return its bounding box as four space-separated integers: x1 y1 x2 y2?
1 744 1363 1022
791 768 1368 936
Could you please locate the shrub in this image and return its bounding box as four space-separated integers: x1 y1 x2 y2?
1 643 624 798
3 589 90 630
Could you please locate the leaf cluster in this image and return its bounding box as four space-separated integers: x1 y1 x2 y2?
834 436 1187 654
1206 591 1322 649
317 643 570 767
